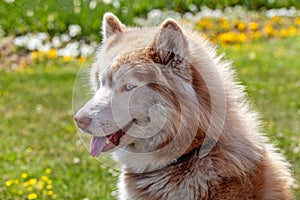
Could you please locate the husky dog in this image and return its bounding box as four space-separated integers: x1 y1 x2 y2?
74 12 294 200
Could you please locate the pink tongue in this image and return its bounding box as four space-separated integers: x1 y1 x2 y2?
90 136 107 157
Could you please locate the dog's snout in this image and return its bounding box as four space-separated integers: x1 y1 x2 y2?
74 114 92 129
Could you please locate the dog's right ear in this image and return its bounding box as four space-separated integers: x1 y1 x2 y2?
102 12 124 40
152 19 188 65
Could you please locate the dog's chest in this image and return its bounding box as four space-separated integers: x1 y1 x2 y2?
117 165 211 200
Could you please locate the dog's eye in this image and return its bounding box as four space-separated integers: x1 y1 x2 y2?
123 84 136 91
97 80 102 89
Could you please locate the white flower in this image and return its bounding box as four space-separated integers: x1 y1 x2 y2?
61 34 71 42
27 37 43 51
58 42 80 57
39 42 52 52
89 0 97 10
36 32 49 41
52 36 62 48
69 24 81 37
80 43 96 57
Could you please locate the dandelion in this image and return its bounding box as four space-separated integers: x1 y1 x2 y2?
5 180 13 187
37 180 45 190
23 181 30 187
249 22 259 31
27 186 33 191
264 24 275 37
48 190 54 196
29 178 37 185
218 18 230 30
45 168 52 174
280 28 289 38
27 193 38 200
47 49 57 59
31 51 38 60
236 22 246 31
78 56 86 64
14 179 20 184
38 50 46 58
41 175 49 182
288 26 297 37
63 55 73 62
295 18 300 26
249 31 262 40
46 184 52 190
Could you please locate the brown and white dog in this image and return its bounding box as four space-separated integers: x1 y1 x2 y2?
74 12 294 199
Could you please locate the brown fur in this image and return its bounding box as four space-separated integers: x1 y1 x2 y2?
76 13 295 200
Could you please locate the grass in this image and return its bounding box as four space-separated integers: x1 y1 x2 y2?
1 0 300 41
1 37 300 199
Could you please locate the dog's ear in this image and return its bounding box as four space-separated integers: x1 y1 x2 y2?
102 12 124 40
152 18 188 65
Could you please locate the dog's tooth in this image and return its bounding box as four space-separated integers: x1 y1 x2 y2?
106 139 110 145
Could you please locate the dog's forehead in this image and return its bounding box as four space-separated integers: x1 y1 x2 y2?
101 27 157 63
94 28 158 76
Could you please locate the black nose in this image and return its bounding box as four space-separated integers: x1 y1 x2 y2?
74 114 92 129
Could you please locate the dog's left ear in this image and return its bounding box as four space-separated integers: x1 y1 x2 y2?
152 18 188 65
102 12 125 40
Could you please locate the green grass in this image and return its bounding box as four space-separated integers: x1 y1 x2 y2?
1 0 299 41
1 37 299 199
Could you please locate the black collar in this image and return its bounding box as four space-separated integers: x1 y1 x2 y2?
170 140 215 166
170 146 200 165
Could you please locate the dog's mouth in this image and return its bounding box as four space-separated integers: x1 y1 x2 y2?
90 120 134 157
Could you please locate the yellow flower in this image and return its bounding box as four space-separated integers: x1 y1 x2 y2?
14 179 20 184
48 190 54 196
249 31 262 40
27 186 33 191
26 147 33 153
264 24 275 37
289 26 297 37
196 17 214 29
280 28 288 38
249 22 259 31
5 180 13 187
237 33 248 43
46 184 52 190
63 55 73 62
31 51 38 60
47 49 57 59
38 50 46 57
23 181 30 187
218 18 230 30
28 193 38 200
41 176 49 181
78 56 86 63
45 168 52 174
37 181 45 190
28 178 37 185
236 22 247 32
295 18 300 26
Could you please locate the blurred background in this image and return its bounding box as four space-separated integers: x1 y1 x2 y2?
0 0 299 199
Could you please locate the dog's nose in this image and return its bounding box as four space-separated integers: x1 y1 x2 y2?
74 114 92 129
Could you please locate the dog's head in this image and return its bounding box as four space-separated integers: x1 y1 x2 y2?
74 13 217 172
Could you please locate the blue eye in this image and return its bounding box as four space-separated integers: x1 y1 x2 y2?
124 84 136 91
97 81 101 89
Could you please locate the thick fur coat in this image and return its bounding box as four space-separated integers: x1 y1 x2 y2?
74 13 294 200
